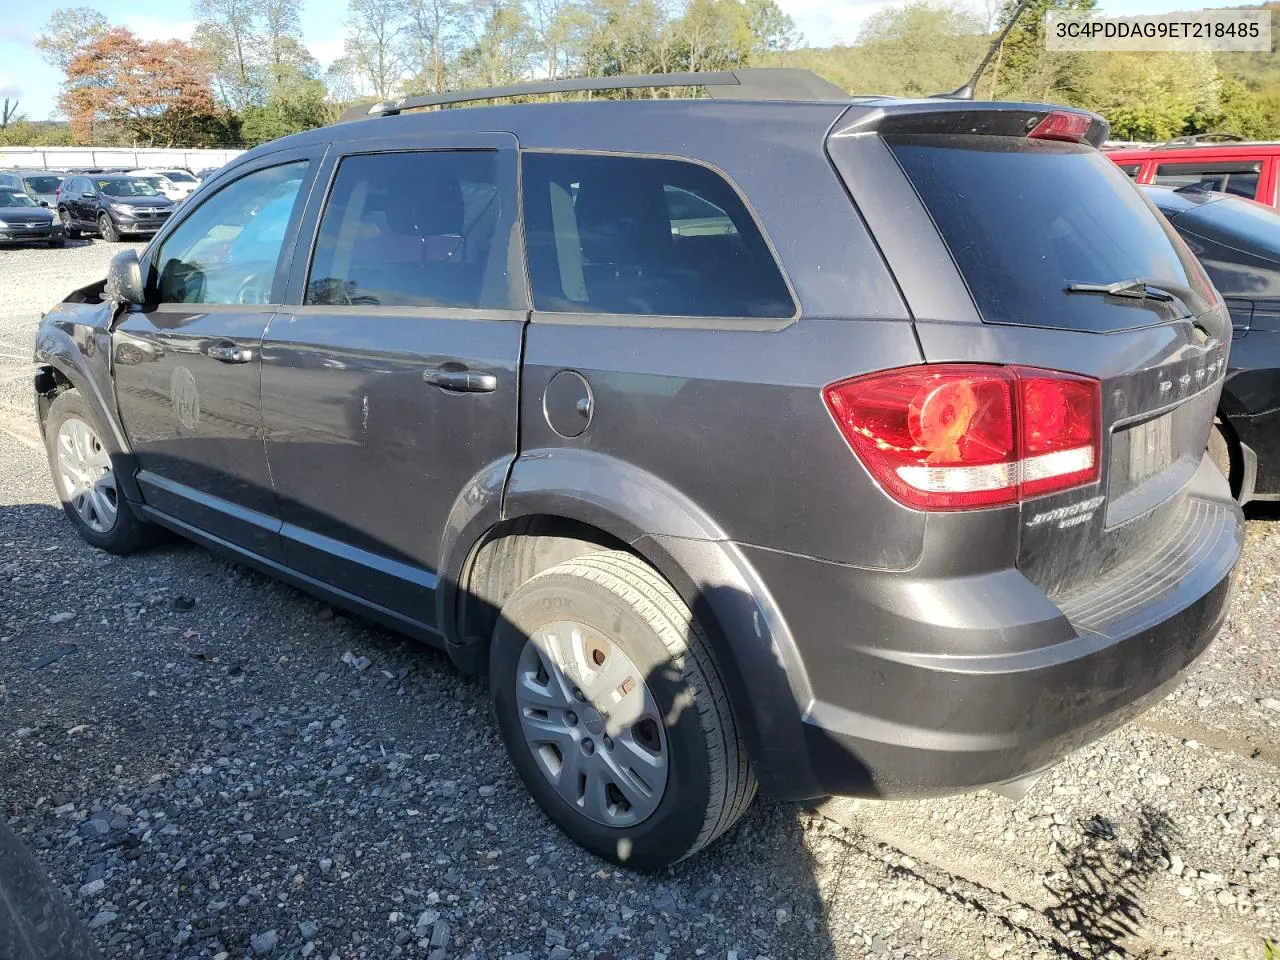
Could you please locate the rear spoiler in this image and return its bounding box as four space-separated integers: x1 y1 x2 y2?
830 101 1110 149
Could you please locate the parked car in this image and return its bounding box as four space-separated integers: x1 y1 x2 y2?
1106 135 1280 207
56 174 175 242
0 168 65 207
33 70 1243 870
1144 183 1280 503
0 187 66 247
127 168 198 202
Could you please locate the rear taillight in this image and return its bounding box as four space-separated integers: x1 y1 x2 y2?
1027 110 1091 143
823 364 1100 510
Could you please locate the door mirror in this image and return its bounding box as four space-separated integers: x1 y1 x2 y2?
39 200 49 208
105 250 144 306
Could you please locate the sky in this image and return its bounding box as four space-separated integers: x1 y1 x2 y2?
0 0 1256 120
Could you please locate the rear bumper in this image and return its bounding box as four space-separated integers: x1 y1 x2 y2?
737 467 1243 801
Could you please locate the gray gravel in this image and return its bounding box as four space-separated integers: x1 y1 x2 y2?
1 241 1278 959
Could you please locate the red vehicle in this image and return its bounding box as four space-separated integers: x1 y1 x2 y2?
1105 134 1280 207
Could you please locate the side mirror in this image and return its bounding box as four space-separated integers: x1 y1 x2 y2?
104 249 144 306
39 200 49 208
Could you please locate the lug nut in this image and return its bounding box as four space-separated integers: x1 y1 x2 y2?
565 711 578 727
603 735 613 750
581 738 595 756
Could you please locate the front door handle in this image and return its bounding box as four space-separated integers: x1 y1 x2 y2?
207 343 254 364
423 367 498 393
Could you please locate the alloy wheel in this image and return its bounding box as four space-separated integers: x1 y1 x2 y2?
54 416 118 533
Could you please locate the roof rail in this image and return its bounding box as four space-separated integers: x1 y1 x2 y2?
337 68 849 122
1157 132 1246 148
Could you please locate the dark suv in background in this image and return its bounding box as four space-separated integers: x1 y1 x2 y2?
0 168 65 207
56 174 175 242
33 69 1242 869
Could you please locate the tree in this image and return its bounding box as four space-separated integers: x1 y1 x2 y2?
1 99 21 129
194 0 264 110
991 0 1096 102
59 28 221 145
671 0 753 73
745 0 798 55
456 0 536 88
401 0 462 93
853 1 986 98
34 7 110 71
344 0 411 99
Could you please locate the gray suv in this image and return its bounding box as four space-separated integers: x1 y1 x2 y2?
32 70 1243 870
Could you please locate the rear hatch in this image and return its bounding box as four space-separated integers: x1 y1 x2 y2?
827 104 1234 619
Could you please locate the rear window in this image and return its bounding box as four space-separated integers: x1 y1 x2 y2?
23 175 62 193
1153 161 1261 200
888 135 1211 330
522 153 794 318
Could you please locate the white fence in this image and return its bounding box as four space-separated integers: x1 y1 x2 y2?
0 146 245 172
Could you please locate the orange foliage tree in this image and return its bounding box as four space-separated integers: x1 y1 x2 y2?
59 28 220 146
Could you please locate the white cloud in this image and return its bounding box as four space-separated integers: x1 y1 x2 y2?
0 78 21 99
0 24 31 44
122 14 197 43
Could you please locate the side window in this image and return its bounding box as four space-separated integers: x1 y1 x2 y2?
1153 161 1262 199
522 152 795 318
1115 163 1142 178
305 151 510 309
153 161 308 305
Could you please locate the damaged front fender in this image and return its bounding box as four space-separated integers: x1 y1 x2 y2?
33 284 143 502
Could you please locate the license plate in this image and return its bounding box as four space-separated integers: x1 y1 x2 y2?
1123 413 1174 489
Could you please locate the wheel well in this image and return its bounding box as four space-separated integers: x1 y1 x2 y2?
451 515 630 674
34 366 74 431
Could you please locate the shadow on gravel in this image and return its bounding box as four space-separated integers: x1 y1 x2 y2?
1044 806 1180 955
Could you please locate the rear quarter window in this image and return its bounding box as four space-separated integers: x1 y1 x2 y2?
521 152 794 319
1153 161 1262 200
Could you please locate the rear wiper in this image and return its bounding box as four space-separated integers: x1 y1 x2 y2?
1064 278 1175 302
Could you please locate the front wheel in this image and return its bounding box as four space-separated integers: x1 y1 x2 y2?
490 550 756 870
44 390 158 554
58 209 80 239
98 213 120 242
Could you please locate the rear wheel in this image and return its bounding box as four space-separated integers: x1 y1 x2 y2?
98 213 120 242
58 208 79 239
44 391 157 554
490 550 756 870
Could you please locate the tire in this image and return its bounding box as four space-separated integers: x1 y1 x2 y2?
490 549 756 870
97 213 120 242
1209 419 1241 500
0 820 101 960
58 209 79 239
47 238 66 249
44 390 158 554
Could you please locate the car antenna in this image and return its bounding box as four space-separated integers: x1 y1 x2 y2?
933 0 1037 100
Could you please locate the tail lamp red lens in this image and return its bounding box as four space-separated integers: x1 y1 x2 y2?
1027 111 1092 143
823 365 1100 510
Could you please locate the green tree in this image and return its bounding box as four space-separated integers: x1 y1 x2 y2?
344 0 411 98
854 0 986 97
193 0 263 109
34 6 110 71
991 0 1096 103
745 0 799 54
401 0 463 93
456 0 535 87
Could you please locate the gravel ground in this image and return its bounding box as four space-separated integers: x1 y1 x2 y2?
0 240 1277 960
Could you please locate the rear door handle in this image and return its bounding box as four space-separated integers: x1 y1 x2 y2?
423 367 498 393
207 343 254 364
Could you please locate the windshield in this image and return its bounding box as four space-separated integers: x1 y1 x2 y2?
138 176 171 190
886 135 1216 331
100 178 161 198
0 190 38 208
163 170 198 183
24 176 62 194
